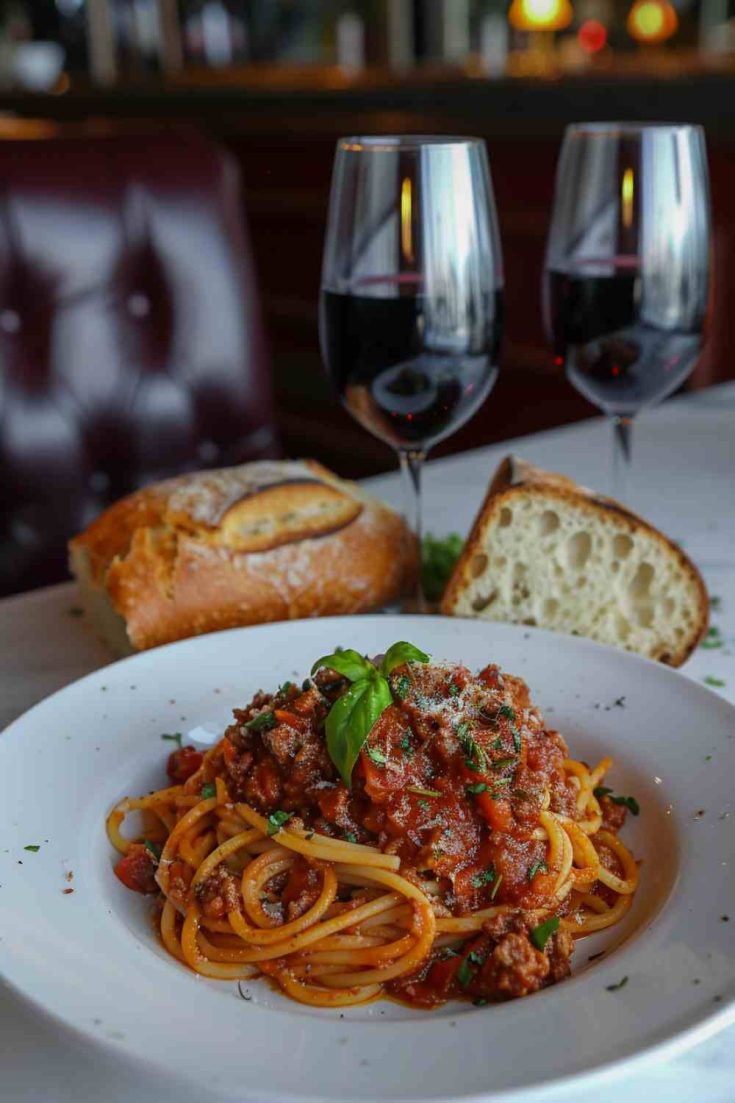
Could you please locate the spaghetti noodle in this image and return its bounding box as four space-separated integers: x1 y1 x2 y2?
107 654 639 1008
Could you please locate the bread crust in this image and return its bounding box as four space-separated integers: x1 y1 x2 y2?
441 454 709 667
69 460 417 651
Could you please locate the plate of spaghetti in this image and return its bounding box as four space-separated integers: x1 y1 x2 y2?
0 615 733 1103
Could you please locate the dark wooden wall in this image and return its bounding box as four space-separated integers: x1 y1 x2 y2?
2 74 733 478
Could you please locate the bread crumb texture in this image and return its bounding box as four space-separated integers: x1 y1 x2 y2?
447 491 704 665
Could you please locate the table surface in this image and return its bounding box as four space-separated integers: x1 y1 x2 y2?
1 383 734 1103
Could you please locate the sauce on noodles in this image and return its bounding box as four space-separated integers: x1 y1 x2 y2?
108 658 639 1009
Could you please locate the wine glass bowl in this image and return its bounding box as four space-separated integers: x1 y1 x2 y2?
319 136 503 604
543 123 711 499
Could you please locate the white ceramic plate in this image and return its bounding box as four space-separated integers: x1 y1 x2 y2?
0 615 733 1103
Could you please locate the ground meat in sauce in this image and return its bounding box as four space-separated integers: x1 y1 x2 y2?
195 865 241 919
191 659 626 1007
600 794 628 832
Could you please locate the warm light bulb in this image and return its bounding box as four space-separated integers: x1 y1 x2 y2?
508 0 573 32
626 0 678 43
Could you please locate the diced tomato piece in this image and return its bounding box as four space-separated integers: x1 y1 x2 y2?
475 791 514 831
114 844 158 894
425 953 461 996
166 745 203 784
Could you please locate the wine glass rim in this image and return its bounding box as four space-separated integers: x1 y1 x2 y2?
337 135 485 152
566 121 703 137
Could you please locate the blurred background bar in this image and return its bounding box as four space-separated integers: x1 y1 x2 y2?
0 0 732 481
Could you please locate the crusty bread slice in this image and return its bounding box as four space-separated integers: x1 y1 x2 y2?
441 455 708 667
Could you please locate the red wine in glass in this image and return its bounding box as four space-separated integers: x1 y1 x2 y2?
545 266 705 417
320 287 503 450
543 123 711 502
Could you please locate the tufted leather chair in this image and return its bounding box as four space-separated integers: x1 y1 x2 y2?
0 126 277 597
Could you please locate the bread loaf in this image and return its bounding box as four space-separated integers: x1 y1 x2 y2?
69 460 417 654
441 455 708 666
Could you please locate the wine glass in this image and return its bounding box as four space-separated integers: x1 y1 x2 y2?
543 123 711 503
319 136 503 607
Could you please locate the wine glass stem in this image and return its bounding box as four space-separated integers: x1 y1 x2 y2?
611 415 633 503
399 448 427 611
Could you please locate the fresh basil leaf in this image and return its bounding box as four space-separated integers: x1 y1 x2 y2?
530 915 559 950
381 641 430 677
326 676 392 788
311 649 374 682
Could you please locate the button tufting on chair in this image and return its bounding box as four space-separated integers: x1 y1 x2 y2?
0 127 278 596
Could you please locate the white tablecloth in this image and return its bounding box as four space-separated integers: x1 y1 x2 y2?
1 383 734 1103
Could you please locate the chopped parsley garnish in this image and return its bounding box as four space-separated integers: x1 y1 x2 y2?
701 626 723 650
468 950 486 966
245 710 277 732
144 839 162 861
366 745 387 766
498 705 515 722
277 681 294 696
161 732 183 747
527 858 547 882
465 758 481 771
408 786 441 798
457 959 473 987
343 832 358 844
302 678 312 692
400 734 414 756
606 975 629 992
489 873 503 900
471 867 496 888
593 787 640 815
530 915 559 950
704 675 726 688
201 781 216 799
511 727 522 753
456 723 487 771
448 682 461 697
266 810 292 836
710 596 722 611
23 845 40 853
418 800 430 810
473 997 488 1007
492 757 517 771
394 675 411 700
68 605 84 618
466 782 488 795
